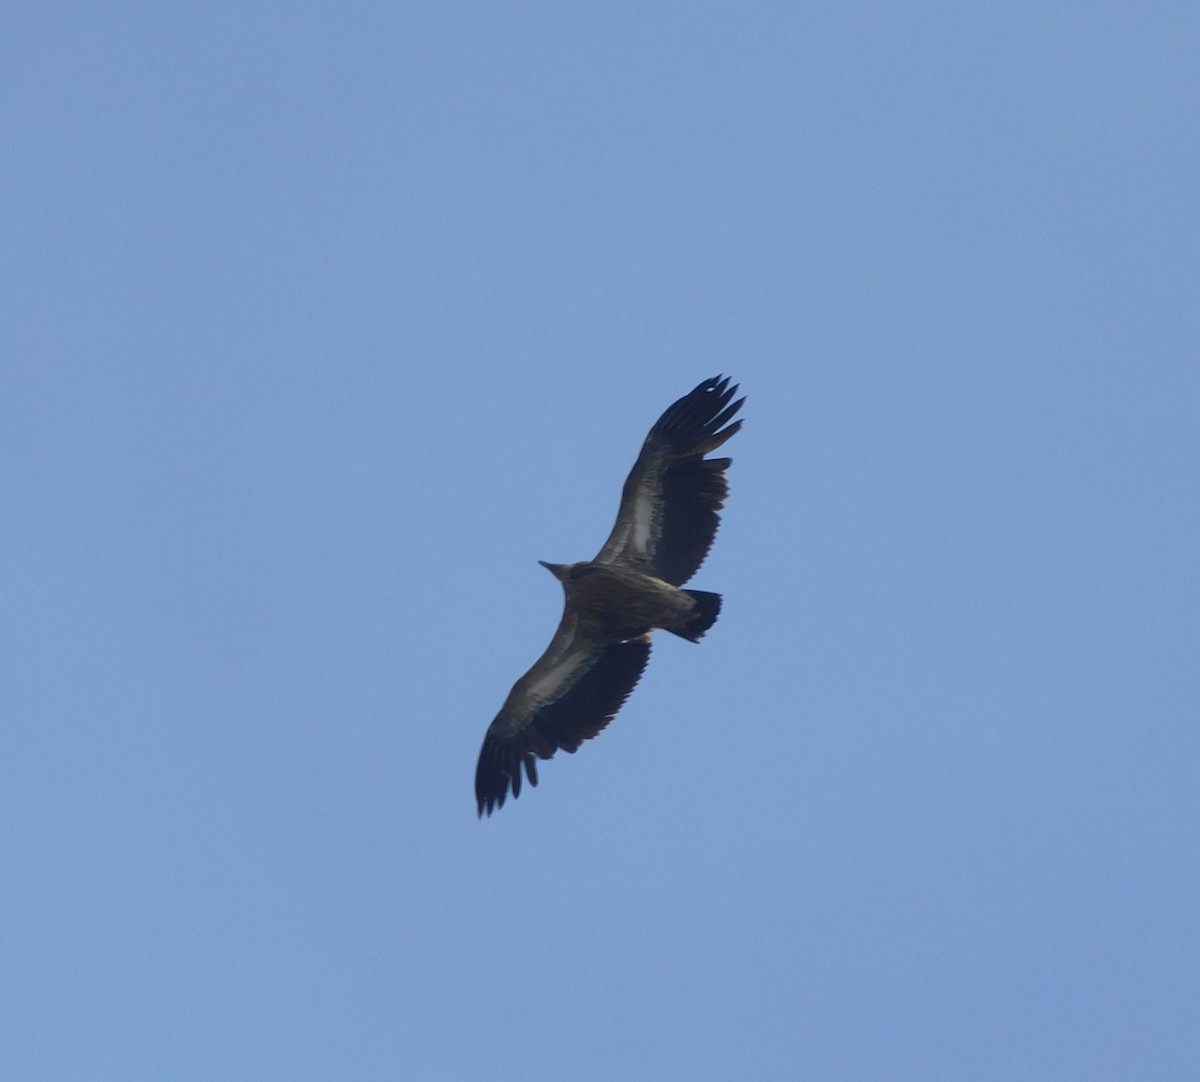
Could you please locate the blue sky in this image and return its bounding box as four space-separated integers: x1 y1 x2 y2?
3 3 1197 1079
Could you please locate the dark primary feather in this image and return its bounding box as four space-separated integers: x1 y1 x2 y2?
475 636 652 817
595 375 744 586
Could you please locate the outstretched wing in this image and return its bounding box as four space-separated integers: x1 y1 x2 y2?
475 615 652 817
594 375 744 586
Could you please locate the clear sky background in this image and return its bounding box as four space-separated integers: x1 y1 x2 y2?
3 4 1197 1079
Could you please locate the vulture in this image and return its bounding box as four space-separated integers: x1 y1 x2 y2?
474 375 744 816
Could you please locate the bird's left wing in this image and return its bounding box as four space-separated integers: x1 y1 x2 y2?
475 616 652 817
594 375 744 586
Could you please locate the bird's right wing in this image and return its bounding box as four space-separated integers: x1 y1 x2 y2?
474 614 652 817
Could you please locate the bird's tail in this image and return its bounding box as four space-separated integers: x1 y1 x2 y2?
668 590 722 643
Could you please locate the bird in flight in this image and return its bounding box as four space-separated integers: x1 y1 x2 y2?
474 375 745 816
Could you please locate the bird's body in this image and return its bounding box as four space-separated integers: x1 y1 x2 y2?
474 375 744 816
538 561 720 644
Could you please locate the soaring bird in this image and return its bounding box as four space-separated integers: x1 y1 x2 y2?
474 375 744 816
